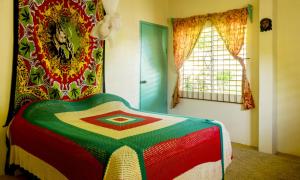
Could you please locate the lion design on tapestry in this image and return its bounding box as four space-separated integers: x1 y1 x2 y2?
48 22 74 65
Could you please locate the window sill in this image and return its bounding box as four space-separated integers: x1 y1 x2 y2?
179 91 242 104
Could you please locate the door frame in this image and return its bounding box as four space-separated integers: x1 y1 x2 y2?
139 21 168 111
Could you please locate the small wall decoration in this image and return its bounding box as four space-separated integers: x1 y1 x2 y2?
260 18 272 32
6 0 106 125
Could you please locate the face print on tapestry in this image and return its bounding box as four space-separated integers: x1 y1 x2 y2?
14 0 105 113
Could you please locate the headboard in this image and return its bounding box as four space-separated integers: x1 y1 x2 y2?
6 0 105 126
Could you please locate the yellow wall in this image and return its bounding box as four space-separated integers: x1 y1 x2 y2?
0 0 13 174
277 0 300 156
105 0 168 108
1 0 300 175
167 0 259 147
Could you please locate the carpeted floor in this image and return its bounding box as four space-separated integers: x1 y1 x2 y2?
1 143 300 180
226 143 300 180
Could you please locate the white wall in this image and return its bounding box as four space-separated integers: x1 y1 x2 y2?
105 0 168 108
0 0 13 174
258 0 277 154
276 0 300 156
167 0 259 147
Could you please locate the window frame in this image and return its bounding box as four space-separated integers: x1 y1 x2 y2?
179 21 246 104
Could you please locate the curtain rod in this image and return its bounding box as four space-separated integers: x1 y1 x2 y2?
170 4 254 24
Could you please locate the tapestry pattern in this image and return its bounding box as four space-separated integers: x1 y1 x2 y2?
14 0 105 113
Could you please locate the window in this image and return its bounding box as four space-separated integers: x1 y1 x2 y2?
179 21 246 103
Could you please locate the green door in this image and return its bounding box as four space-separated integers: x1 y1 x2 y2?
140 21 168 113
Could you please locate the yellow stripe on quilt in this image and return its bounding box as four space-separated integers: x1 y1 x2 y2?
55 101 186 139
9 145 67 180
104 146 142 180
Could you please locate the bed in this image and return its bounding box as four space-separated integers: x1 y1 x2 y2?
7 93 232 180
8 1 231 178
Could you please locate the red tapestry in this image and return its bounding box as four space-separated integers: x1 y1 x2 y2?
7 0 105 124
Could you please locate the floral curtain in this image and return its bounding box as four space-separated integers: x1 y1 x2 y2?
172 7 255 109
172 15 207 108
210 8 255 109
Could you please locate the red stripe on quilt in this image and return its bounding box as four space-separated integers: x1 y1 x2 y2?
9 104 104 180
81 110 161 130
144 126 221 180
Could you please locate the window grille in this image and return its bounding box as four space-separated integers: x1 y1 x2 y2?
179 21 246 103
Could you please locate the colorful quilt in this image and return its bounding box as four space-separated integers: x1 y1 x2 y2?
7 0 105 125
9 94 226 180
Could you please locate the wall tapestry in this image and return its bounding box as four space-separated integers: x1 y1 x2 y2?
6 0 105 125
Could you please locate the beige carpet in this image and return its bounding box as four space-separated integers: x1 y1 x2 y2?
226 143 300 180
1 143 300 180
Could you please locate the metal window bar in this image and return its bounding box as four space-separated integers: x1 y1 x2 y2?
180 22 246 104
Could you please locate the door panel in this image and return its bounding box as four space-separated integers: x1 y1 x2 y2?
140 22 168 113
